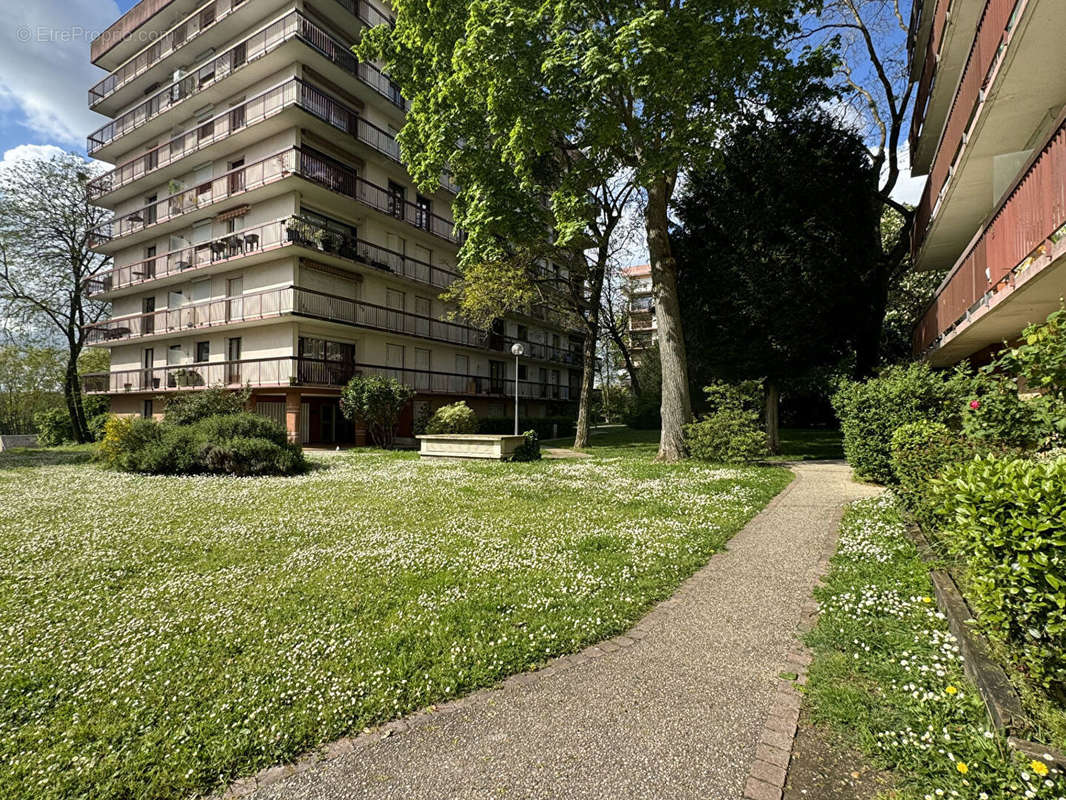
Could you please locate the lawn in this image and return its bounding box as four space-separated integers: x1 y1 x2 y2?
804 495 1066 799
0 433 790 800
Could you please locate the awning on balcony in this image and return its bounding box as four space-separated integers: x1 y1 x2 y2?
215 205 250 223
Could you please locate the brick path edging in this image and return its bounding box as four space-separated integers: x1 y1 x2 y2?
742 533 837 800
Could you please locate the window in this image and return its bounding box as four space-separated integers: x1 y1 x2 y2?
143 399 153 419
415 195 431 230
144 195 157 225
227 337 241 362
518 365 528 380
195 341 210 363
386 344 405 369
387 181 405 219
144 245 156 278
228 158 245 195
517 324 528 341
490 360 505 394
229 101 246 132
142 296 155 335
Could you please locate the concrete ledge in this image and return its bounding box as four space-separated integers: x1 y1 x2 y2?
0 434 39 451
416 434 525 461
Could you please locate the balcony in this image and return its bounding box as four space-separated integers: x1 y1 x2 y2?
91 141 460 252
85 286 491 349
914 110 1066 363
89 78 400 204
89 0 256 113
83 358 572 400
85 216 458 298
87 10 402 160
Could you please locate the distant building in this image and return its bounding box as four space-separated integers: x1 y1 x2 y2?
622 264 655 360
909 0 1066 364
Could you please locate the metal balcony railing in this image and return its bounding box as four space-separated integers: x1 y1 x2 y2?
914 108 1066 355
85 216 459 297
89 75 400 200
83 359 572 400
87 10 404 155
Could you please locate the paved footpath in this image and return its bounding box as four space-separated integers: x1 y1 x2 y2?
247 462 880 800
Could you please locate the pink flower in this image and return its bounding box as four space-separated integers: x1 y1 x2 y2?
970 400 981 410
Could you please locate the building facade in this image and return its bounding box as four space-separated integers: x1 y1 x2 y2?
909 0 1066 365
621 264 655 362
83 0 581 444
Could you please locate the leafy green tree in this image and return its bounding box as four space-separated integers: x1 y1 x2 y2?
340 376 415 449
359 0 832 460
0 345 64 435
0 153 110 442
674 113 881 451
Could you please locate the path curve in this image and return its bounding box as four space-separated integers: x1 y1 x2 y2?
242 462 879 800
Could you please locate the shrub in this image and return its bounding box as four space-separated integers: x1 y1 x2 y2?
935 456 1066 689
103 413 305 476
34 407 74 446
961 372 1045 449
890 421 978 530
164 385 249 425
412 403 433 436
88 413 112 442
340 376 415 448
624 390 661 430
831 363 969 484
684 381 768 463
510 430 541 461
424 402 478 435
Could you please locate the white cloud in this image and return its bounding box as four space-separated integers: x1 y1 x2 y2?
2 143 67 166
0 0 120 147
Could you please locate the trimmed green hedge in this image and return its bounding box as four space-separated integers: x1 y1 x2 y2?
935 455 1066 689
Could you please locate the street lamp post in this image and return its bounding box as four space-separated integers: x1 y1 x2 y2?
511 342 525 435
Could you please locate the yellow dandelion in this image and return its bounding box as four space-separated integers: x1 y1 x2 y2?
922 596 933 603
945 686 958 695
1031 760 1049 777
956 761 968 774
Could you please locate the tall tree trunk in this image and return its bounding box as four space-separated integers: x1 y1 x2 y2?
605 324 640 396
644 174 692 461
764 381 780 455
63 354 90 444
574 330 598 448
574 265 605 449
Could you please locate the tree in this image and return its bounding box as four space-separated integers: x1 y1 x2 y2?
0 153 110 443
360 0 832 460
674 113 881 452
0 345 64 435
801 0 918 374
340 376 416 449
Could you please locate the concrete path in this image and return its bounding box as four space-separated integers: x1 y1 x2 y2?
247 462 879 800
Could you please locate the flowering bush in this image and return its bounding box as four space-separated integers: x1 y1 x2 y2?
807 495 1065 799
935 455 1066 689
962 372 1046 449
424 401 478 435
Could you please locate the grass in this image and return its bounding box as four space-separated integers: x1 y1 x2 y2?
768 428 844 461
804 494 1065 799
0 432 790 800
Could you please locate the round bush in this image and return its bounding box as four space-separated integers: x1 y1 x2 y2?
424 402 478 435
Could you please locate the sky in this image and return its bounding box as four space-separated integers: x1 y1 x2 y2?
0 0 138 165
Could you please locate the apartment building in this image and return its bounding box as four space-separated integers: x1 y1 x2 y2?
909 0 1066 365
621 264 655 362
82 0 582 444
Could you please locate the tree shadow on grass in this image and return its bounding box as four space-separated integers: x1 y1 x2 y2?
0 445 97 470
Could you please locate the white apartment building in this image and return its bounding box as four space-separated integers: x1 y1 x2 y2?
83 0 581 444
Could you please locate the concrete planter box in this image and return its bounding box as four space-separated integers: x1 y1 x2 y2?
417 434 526 460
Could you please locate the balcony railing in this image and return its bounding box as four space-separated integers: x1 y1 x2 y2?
913 0 1025 252
89 149 298 247
503 337 580 367
83 358 572 400
908 0 952 154
914 109 1066 355
89 0 246 107
87 10 401 155
86 216 458 297
89 75 400 201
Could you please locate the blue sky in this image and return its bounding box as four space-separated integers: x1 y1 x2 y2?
0 0 138 163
